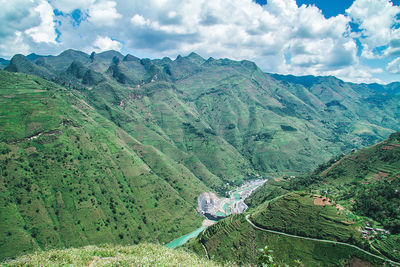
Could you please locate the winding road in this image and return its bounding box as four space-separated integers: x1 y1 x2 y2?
245 215 400 266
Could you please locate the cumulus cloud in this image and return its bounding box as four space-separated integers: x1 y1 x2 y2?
0 0 399 83
346 0 400 59
131 14 151 27
0 0 41 38
0 32 30 56
25 0 58 44
90 36 122 52
88 1 122 26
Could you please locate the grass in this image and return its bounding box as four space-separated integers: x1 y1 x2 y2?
246 132 400 262
251 192 361 243
2 50 400 263
1 243 223 266
0 71 207 260
188 212 384 266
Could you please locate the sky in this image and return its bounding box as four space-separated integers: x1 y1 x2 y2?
1 0 400 84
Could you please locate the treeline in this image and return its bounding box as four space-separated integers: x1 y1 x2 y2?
353 180 400 234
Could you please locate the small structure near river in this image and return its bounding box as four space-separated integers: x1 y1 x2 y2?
197 179 266 220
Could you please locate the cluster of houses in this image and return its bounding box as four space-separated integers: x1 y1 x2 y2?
361 221 390 240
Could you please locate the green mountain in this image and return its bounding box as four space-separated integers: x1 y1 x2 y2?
1 50 400 261
0 71 208 260
239 132 400 264
278 132 400 231
0 58 10 69
188 133 400 265
284 132 400 260
5 50 400 178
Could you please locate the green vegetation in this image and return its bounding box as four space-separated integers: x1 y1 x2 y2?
0 71 206 260
2 243 222 266
1 50 400 263
251 193 361 243
243 133 400 263
188 211 384 266
5 50 400 178
353 181 400 234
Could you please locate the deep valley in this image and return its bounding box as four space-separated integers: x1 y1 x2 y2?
0 50 399 266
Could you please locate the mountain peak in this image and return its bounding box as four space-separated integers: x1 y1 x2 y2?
0 57 9 69
26 53 44 61
58 49 88 58
96 50 124 62
123 54 140 62
5 54 32 72
89 52 97 62
186 52 205 64
4 54 55 80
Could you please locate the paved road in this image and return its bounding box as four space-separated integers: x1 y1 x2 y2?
245 215 400 266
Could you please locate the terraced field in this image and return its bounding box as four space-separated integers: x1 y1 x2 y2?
188 194 388 266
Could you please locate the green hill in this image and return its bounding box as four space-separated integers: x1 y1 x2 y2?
282 132 400 235
242 133 400 263
188 193 393 266
0 58 9 69
288 132 400 261
0 71 209 260
5 50 400 178
1 50 400 261
1 243 222 266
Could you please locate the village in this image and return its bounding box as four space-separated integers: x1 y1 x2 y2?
360 221 390 240
197 179 266 220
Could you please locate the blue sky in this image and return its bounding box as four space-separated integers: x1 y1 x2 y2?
1 0 400 84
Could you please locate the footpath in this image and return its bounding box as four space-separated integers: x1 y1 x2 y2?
245 215 400 266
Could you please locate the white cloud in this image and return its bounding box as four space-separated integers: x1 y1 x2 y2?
25 0 58 44
50 0 94 13
346 0 400 58
131 14 151 27
88 1 122 26
387 57 400 73
91 36 122 52
0 0 399 83
0 32 30 57
0 0 41 38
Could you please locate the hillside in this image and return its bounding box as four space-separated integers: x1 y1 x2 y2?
4 50 400 178
1 243 222 266
247 132 400 209
243 133 400 262
1 50 400 261
282 132 400 235
0 58 9 69
0 71 210 260
188 193 395 266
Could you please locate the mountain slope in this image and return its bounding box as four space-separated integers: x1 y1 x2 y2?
188 194 389 266
6 50 399 177
2 243 222 266
0 58 10 69
2 50 400 261
0 71 211 260
191 133 400 265
243 133 400 262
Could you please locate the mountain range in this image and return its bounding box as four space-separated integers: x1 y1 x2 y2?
0 49 399 262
